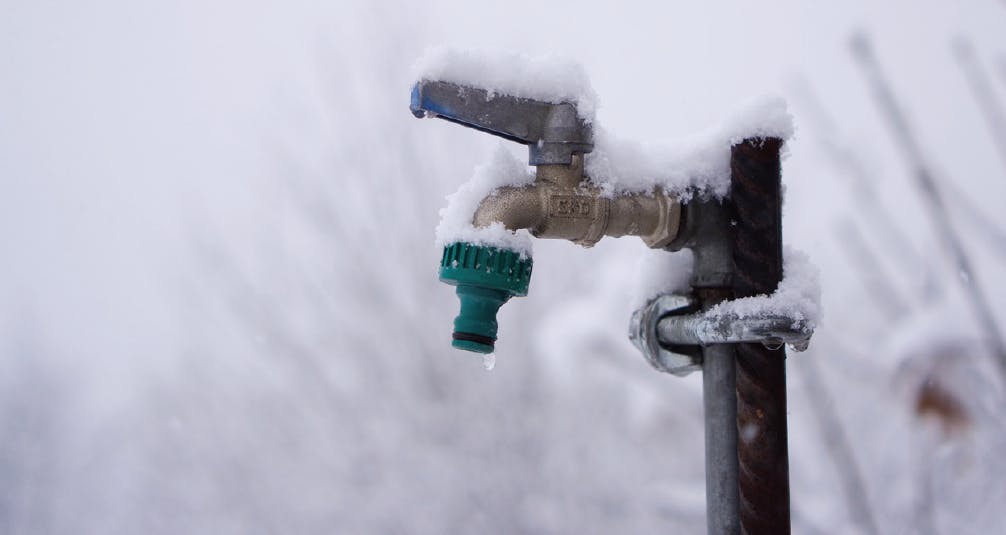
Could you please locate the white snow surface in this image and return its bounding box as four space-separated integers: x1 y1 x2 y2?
587 96 795 199
705 247 822 328
434 145 535 255
412 46 598 122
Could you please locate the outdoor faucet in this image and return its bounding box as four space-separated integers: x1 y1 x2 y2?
411 69 813 533
411 80 682 353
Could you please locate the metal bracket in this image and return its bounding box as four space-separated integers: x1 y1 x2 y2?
630 293 814 376
629 294 702 376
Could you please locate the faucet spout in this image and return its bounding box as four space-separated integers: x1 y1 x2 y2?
472 187 545 232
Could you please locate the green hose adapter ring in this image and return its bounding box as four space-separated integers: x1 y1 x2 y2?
439 242 533 354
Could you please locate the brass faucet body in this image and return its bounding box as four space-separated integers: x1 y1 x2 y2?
472 155 682 248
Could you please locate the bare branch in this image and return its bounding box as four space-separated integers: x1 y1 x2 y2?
795 357 880 535
788 76 928 279
850 30 1006 385
952 36 1006 177
833 218 911 321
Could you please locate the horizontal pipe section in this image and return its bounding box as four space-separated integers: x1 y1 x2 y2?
657 313 811 347
472 174 681 249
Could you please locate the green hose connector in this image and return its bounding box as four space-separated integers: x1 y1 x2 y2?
439 242 533 354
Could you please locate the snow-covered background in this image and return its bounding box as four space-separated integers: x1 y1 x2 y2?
2 1 1005 533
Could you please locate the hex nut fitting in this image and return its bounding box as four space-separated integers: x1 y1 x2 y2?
640 194 682 249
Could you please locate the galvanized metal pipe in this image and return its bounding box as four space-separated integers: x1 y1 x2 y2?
702 332 740 534
657 312 812 348
680 198 741 534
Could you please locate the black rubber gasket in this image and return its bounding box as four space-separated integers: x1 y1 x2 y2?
452 331 496 346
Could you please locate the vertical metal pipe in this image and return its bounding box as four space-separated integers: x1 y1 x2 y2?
688 196 740 533
730 138 791 534
702 340 740 535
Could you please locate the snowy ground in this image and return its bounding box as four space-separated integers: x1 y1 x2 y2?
2 1 1005 533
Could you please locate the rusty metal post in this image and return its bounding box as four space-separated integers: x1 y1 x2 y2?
730 138 790 534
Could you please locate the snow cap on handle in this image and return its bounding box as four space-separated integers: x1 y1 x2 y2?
439 242 532 354
410 80 593 166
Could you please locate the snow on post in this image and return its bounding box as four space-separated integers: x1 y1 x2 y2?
705 247 822 329
587 97 795 199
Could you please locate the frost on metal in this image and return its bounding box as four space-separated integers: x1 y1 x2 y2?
587 96 795 200
434 146 535 256
705 247 822 329
412 46 598 122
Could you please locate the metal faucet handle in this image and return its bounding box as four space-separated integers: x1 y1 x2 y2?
410 80 593 165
